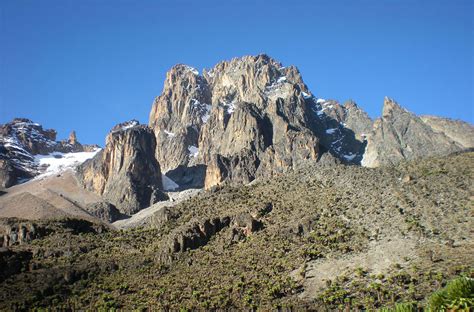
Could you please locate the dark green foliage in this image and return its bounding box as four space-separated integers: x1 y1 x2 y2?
428 277 474 311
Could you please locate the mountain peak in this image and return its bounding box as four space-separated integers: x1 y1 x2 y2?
382 96 406 118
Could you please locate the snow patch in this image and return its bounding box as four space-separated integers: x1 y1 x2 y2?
184 65 199 75
34 149 100 179
326 128 337 134
277 76 287 83
162 174 179 191
322 104 334 111
188 145 199 158
222 100 236 114
316 98 326 104
302 92 312 99
201 105 212 123
192 99 212 122
343 154 357 161
119 120 139 131
164 130 175 138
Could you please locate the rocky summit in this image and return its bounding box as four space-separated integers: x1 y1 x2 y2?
148 55 473 190
150 55 368 189
0 54 473 311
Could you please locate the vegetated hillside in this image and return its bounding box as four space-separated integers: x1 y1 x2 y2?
1 152 472 310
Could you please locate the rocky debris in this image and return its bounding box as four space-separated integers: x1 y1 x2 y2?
85 202 123 223
0 118 93 187
362 97 463 167
77 121 167 215
420 115 474 148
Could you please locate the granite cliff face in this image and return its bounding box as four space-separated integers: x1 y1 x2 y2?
0 118 95 188
149 55 365 188
77 121 167 215
361 98 464 167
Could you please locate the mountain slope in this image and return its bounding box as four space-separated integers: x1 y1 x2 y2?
1 151 472 310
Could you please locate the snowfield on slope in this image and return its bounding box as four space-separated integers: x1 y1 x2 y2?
34 149 100 179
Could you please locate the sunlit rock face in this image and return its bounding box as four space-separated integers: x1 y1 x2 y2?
149 54 370 188
361 97 463 167
77 121 167 215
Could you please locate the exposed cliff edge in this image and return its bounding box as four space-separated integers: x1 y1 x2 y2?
77 120 167 215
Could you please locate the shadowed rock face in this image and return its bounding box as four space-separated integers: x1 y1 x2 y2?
77 121 167 215
320 100 373 142
149 54 367 189
362 97 463 167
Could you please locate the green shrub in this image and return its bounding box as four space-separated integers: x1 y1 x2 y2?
427 277 474 311
379 302 418 312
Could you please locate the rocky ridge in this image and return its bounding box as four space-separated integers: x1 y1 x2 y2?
0 118 98 188
149 55 473 189
149 55 367 189
361 97 468 167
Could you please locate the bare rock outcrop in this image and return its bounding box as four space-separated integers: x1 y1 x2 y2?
320 99 373 141
0 220 44 247
362 97 463 167
77 121 167 215
157 213 262 264
149 54 365 188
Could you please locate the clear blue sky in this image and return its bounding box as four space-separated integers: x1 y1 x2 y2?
1 0 473 145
